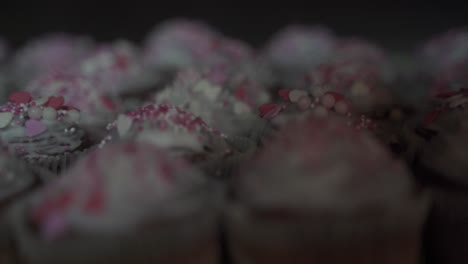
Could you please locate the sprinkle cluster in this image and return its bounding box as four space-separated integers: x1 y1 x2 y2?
0 91 80 137
99 103 223 148
259 89 376 131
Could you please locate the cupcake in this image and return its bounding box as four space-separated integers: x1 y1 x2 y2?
255 88 376 145
8 142 221 264
0 91 92 174
227 118 429 264
142 18 220 73
205 63 271 108
11 33 94 86
305 38 394 112
416 127 468 264
419 27 468 94
263 24 337 88
98 103 234 178
420 89 468 137
27 71 122 138
154 68 258 137
77 40 161 99
0 153 37 264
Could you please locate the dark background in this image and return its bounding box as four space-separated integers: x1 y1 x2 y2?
0 1 467 52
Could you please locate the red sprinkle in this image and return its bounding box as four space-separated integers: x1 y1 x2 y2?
8 91 32 104
423 109 442 127
45 96 65 109
101 96 117 111
234 86 247 101
278 89 291 102
259 103 283 119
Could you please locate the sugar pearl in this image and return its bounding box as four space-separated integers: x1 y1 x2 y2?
67 109 80 123
27 106 43 120
43 107 57 120
313 106 328 118
334 100 349 114
320 94 336 109
297 96 312 111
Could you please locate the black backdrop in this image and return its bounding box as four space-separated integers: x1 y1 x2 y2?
1 1 467 52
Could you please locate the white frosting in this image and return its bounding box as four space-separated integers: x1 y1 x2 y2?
239 118 413 211
30 143 208 236
154 69 256 136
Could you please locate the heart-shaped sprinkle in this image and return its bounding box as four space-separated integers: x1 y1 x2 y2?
0 112 13 128
259 103 277 117
45 96 65 109
25 120 48 137
9 91 32 104
259 103 283 119
288 90 307 102
278 89 291 101
117 114 133 137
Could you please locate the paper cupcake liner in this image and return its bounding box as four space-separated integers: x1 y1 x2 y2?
24 148 91 179
227 193 430 264
424 187 468 264
221 136 257 180
8 196 221 264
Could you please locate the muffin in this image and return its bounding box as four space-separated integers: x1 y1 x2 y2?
416 127 468 264
11 33 94 87
153 68 258 137
263 24 337 88
0 91 92 174
98 103 235 178
227 117 429 264
0 153 37 264
8 142 221 264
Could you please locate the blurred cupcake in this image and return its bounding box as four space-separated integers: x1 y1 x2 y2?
0 91 92 174
263 24 337 88
420 89 468 137
419 27 468 94
99 103 236 178
11 33 94 86
77 40 163 99
143 19 254 76
416 127 468 264
227 118 429 264
143 18 220 73
8 142 221 264
0 153 38 264
27 71 122 139
305 38 394 113
154 68 258 136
